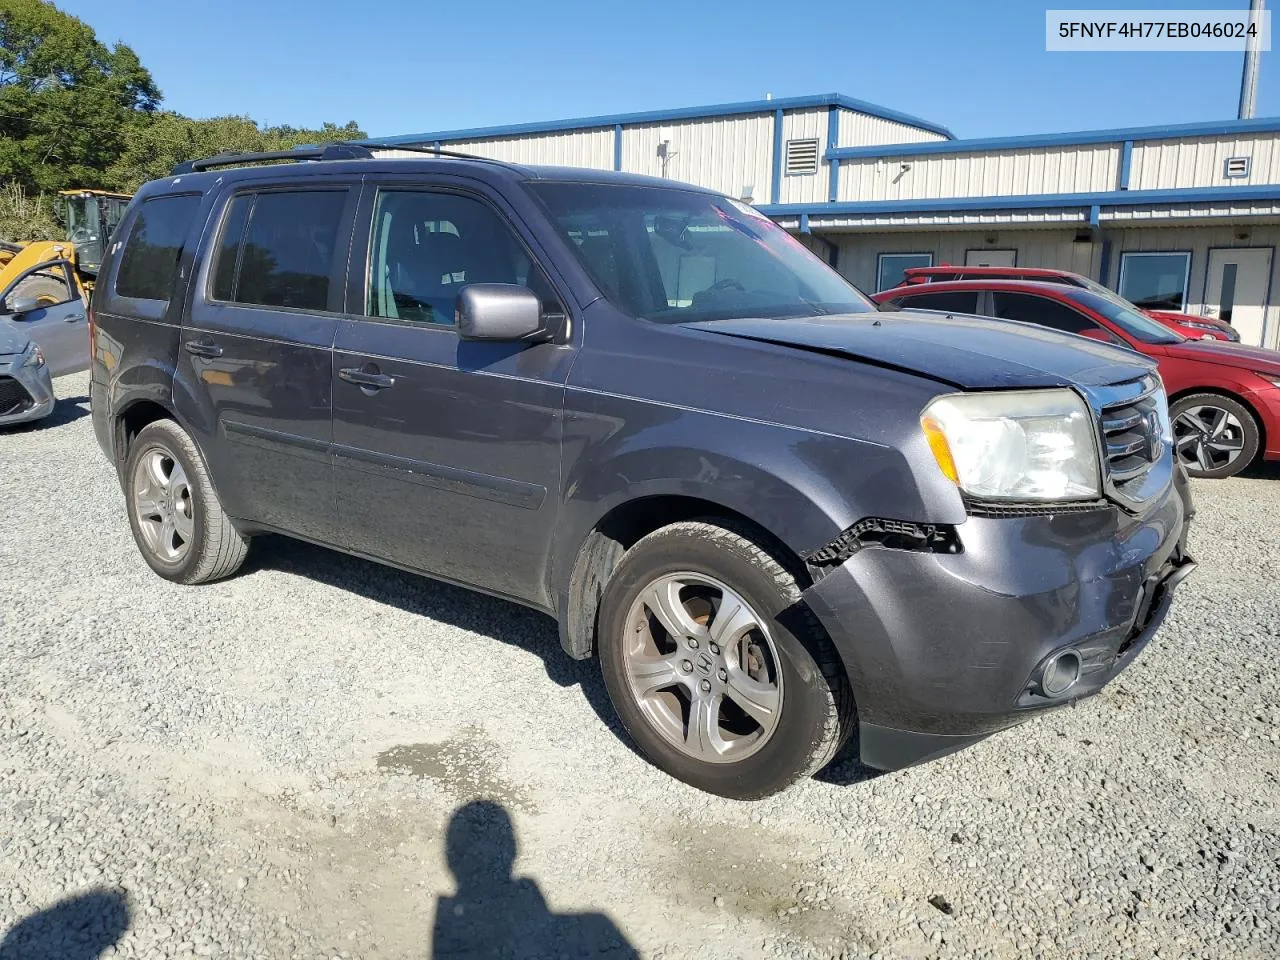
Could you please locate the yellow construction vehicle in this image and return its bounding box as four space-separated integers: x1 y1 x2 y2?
0 188 132 304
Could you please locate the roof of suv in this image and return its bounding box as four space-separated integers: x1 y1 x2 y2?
875 278 1093 300
143 148 723 200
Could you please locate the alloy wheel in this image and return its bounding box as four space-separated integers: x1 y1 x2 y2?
132 447 194 563
621 572 783 764
1173 404 1247 473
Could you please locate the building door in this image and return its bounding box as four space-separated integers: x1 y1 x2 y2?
1204 247 1272 346
965 249 1016 267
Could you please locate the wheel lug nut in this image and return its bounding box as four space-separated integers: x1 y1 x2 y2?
699 679 712 693
681 660 693 673
717 668 727 681
709 642 720 655
687 637 699 649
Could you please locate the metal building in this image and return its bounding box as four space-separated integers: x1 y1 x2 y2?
374 93 1280 349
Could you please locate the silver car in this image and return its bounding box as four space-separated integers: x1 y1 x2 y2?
0 320 56 425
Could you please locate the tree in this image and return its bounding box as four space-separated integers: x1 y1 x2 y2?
0 0 160 193
106 114 368 192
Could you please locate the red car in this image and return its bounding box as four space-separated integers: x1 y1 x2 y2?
873 279 1280 479
898 265 1240 342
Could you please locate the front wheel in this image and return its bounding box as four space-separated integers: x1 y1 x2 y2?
1170 393 1259 479
597 521 853 799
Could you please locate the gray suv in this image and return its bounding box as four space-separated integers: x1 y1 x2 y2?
90 145 1196 798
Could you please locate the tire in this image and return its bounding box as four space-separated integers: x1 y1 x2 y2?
1170 393 1259 479
10 275 69 306
123 419 249 584
596 520 854 799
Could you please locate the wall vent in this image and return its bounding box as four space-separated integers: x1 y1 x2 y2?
785 138 820 176
1224 156 1251 179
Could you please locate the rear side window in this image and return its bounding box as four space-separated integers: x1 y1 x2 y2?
210 190 347 311
115 195 201 301
898 291 979 314
992 292 1097 334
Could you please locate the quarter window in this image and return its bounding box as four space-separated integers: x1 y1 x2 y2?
992 293 1098 334
877 253 933 292
1118 252 1191 311
115 194 201 301
210 190 347 311
367 190 558 326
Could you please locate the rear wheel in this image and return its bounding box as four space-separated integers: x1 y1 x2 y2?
10 275 69 306
123 419 249 583
1170 393 1259 479
597 520 853 799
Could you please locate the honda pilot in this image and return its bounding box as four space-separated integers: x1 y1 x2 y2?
89 145 1196 798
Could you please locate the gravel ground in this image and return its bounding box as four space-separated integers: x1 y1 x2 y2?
1 370 1277 960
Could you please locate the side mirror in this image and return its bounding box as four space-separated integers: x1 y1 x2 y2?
456 284 547 341
876 299 901 312
2 297 39 317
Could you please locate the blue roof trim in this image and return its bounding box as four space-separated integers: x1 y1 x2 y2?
368 93 955 146
757 184 1280 218
826 116 1280 161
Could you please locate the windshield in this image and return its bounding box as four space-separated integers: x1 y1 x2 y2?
528 182 874 322
1073 290 1184 344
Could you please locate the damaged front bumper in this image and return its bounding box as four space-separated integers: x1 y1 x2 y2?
802 476 1194 772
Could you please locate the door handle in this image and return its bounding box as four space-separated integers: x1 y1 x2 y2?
62 313 85 323
184 338 223 359
338 367 395 389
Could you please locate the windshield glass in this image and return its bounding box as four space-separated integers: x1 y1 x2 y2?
1073 290 1184 344
528 182 874 321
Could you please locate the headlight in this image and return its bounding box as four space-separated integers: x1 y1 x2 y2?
921 389 1101 501
1258 372 1280 389
21 343 45 369
1180 320 1220 331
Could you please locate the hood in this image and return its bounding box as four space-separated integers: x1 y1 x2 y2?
684 311 1155 390
0 320 31 358
1164 337 1280 373
1146 309 1232 331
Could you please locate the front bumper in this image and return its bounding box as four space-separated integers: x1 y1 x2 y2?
0 358 55 426
803 476 1193 771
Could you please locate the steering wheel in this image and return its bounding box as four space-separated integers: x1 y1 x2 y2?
709 278 745 292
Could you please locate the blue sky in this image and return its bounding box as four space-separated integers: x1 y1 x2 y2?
64 0 1273 139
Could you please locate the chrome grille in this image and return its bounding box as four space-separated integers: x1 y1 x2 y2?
1099 383 1164 495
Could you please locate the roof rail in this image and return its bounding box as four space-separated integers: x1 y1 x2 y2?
169 142 374 176
168 141 494 177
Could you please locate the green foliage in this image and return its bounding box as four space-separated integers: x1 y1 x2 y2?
107 114 367 192
0 180 58 240
0 1 368 200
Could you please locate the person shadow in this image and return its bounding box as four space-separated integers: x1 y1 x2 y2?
0 890 129 960
433 800 638 959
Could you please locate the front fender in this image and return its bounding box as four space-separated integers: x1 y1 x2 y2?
550 393 944 650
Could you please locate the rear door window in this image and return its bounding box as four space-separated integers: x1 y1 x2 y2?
210 190 348 311
115 194 201 302
897 291 980 314
992 292 1099 334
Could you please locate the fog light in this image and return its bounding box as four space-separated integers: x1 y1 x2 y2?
1041 649 1082 697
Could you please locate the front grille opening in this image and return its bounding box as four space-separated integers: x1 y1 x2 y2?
1100 388 1162 495
0 376 33 417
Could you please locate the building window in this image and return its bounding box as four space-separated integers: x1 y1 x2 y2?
1117 252 1191 311
784 139 820 176
1224 156 1251 179
877 252 933 292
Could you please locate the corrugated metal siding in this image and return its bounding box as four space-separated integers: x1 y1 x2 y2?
1129 134 1280 190
837 109 949 147
778 109 830 205
806 210 1090 230
619 114 774 200
837 144 1121 202
829 229 1101 292
439 128 614 168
